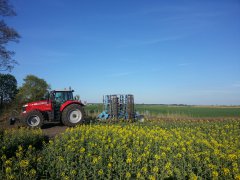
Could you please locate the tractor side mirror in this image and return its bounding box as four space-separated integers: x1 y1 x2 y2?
74 95 80 101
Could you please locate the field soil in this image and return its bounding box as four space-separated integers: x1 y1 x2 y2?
41 123 68 138
0 120 68 138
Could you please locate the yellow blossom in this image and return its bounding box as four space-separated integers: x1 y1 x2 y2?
20 160 29 168
98 169 103 175
126 172 131 178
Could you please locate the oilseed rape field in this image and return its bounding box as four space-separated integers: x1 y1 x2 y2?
0 120 240 179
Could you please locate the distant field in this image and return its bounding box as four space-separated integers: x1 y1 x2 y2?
135 104 240 118
85 104 240 118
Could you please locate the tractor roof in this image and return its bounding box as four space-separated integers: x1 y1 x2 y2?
51 90 74 92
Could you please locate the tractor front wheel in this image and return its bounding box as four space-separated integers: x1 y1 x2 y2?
22 110 44 128
62 104 85 127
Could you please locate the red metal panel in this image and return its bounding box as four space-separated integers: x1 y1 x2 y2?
26 100 52 112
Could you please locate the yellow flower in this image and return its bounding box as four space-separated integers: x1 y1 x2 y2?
61 172 65 177
223 168 230 175
28 145 33 150
148 175 156 180
18 145 23 151
137 172 141 178
1 155 6 160
58 156 64 161
235 174 240 180
30 168 37 177
108 163 112 169
63 176 69 180
126 172 131 178
92 157 98 164
6 174 14 180
153 166 159 173
161 152 166 159
16 152 22 158
5 167 11 174
212 171 218 178
71 170 77 175
165 162 171 170
189 172 197 180
142 166 147 174
154 154 160 160
228 154 237 161
5 160 12 166
126 157 132 164
20 160 29 168
176 153 182 159
98 169 103 175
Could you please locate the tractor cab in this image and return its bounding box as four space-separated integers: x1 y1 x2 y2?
50 90 74 104
48 90 81 121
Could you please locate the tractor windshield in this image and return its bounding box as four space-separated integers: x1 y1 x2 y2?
54 91 74 103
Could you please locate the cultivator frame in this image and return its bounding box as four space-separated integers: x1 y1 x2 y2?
98 94 143 121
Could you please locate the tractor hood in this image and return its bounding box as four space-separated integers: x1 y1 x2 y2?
26 100 49 107
22 100 50 114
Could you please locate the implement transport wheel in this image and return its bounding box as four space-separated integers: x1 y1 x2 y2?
23 110 44 128
62 104 85 127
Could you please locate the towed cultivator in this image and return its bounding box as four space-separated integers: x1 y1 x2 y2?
97 94 144 121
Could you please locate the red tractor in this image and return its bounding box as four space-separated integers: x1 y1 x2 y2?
12 90 85 128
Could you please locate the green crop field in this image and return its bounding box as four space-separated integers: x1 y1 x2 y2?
85 104 240 118
135 105 240 118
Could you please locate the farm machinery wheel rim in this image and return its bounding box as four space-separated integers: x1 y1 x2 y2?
69 109 82 123
27 115 40 127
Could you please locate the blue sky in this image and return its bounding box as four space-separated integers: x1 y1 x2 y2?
6 0 240 105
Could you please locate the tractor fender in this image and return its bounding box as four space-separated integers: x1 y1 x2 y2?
60 101 84 112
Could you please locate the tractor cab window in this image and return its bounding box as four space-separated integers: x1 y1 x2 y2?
54 91 74 103
55 92 64 103
65 91 74 100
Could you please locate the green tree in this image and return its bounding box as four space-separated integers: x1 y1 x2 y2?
17 75 50 104
0 73 17 106
0 0 20 72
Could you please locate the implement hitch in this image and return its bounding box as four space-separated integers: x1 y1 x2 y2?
9 110 20 125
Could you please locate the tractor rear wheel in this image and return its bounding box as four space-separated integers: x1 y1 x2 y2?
62 104 85 127
22 110 44 128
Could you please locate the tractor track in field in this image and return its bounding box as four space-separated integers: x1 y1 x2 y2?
0 121 68 138
41 123 68 138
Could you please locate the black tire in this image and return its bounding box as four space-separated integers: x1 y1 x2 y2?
22 110 44 128
61 104 85 127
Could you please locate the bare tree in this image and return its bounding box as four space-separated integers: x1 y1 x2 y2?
0 0 20 72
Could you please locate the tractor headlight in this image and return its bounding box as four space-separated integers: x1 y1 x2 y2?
22 104 28 113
